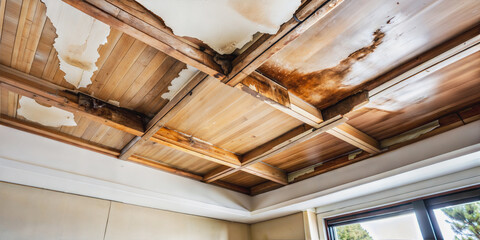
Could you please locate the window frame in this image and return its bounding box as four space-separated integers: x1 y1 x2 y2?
325 186 480 240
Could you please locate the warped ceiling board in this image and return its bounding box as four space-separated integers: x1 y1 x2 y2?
258 0 480 109
347 51 480 140
164 77 303 154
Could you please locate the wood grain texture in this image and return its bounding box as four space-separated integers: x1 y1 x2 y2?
0 65 147 136
259 0 480 109
346 51 480 140
133 141 221 176
165 77 303 155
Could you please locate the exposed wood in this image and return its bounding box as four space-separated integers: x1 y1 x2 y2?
0 0 6 39
0 114 119 157
128 155 203 181
284 103 480 185
237 71 323 127
211 180 250 195
369 35 480 100
227 0 344 86
327 123 381 154
366 24 480 94
203 166 233 183
119 72 208 160
0 65 147 136
321 91 369 120
289 151 372 184
250 181 283 196
150 127 287 184
63 0 225 79
204 117 346 182
151 127 241 168
459 103 480 124
242 162 287 185
204 88 372 181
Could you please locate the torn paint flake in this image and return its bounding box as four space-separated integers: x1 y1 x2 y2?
135 0 301 54
41 0 110 89
161 65 198 100
17 97 77 128
380 120 440 148
107 100 120 107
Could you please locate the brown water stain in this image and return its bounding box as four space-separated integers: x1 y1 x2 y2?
259 29 385 109
61 43 94 71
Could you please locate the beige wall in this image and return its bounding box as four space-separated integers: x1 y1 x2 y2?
0 182 250 240
104 202 250 240
0 182 308 240
0 181 110 240
250 213 305 240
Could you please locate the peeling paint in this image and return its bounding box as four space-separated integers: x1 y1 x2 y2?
17 97 77 127
381 120 440 148
136 0 301 54
41 0 110 88
348 150 363 160
288 166 316 183
107 100 120 107
161 65 198 100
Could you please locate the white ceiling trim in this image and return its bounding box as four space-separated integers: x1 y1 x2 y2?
0 121 478 223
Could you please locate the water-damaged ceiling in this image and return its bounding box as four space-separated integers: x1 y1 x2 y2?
0 0 479 195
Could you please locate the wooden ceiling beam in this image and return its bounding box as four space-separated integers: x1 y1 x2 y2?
237 71 323 127
150 127 241 168
63 0 225 79
0 65 147 136
150 127 288 185
119 72 209 160
327 123 381 154
203 91 369 182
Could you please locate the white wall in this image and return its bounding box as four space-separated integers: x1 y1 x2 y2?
0 182 251 240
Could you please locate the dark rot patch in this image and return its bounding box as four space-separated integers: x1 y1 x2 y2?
259 29 385 109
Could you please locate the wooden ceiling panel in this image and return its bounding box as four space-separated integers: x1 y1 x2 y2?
165 77 303 154
262 132 358 173
134 141 221 176
220 171 268 189
346 51 480 140
258 0 480 109
0 87 18 117
0 0 187 117
0 88 135 152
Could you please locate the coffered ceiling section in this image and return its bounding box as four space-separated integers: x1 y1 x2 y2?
0 0 479 195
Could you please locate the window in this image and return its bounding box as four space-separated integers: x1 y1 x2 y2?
326 187 480 240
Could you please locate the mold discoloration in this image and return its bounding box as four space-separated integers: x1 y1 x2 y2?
259 29 385 109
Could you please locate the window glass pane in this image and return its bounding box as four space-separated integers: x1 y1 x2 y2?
433 200 480 240
333 212 423 240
